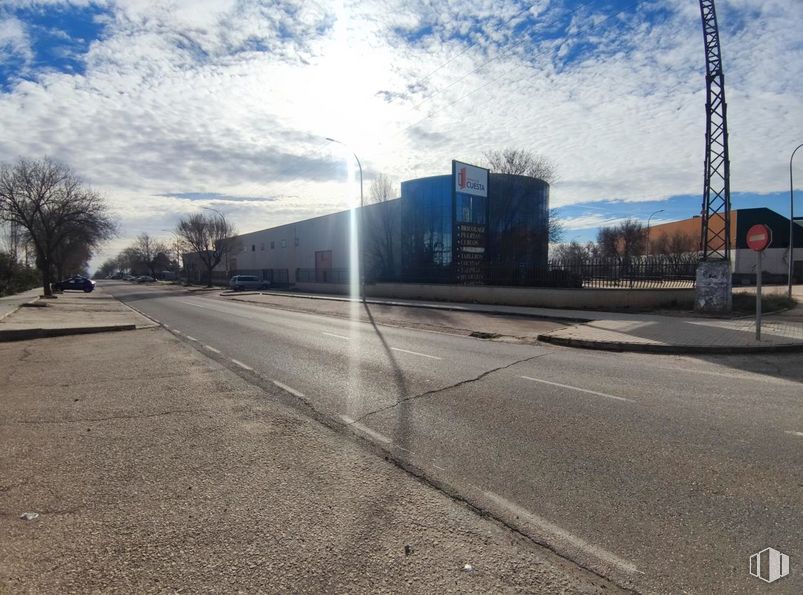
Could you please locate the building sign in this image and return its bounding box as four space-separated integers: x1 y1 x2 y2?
455 223 487 284
453 160 488 198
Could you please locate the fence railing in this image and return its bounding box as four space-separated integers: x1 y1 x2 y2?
295 256 699 289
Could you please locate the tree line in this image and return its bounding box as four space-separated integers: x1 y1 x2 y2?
553 219 698 262
95 212 238 287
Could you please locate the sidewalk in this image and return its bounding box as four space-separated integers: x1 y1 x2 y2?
0 287 42 321
0 318 616 592
222 289 803 354
0 287 154 341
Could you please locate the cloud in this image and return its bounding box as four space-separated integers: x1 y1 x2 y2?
0 15 33 65
0 0 800 272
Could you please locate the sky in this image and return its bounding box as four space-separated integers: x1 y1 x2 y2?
0 0 801 268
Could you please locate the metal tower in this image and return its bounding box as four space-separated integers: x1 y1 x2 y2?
699 0 731 261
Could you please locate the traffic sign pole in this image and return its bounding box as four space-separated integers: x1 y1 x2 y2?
756 250 762 341
746 223 772 342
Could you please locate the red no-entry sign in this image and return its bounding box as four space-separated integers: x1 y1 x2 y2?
746 224 772 252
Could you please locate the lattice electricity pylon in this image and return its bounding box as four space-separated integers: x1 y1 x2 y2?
699 0 731 261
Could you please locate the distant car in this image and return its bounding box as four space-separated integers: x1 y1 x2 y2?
124 275 137 281
135 275 155 283
53 276 95 293
229 275 268 291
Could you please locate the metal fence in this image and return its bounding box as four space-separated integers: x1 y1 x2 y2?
544 256 699 289
295 256 699 289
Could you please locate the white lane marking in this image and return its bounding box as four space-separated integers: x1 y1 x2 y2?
395 445 414 454
230 359 253 371
340 415 392 444
432 463 446 471
785 430 803 437
272 380 305 398
482 490 641 575
173 329 183 336
204 345 221 354
390 347 442 360
185 335 198 342
519 376 634 403
179 300 208 308
322 331 350 340
162 323 169 329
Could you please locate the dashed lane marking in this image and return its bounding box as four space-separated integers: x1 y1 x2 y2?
339 415 392 444
204 345 221 354
272 380 305 398
519 375 634 403
391 347 442 360
482 490 641 575
322 332 350 340
231 359 253 371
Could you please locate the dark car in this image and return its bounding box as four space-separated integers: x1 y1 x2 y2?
53 276 96 293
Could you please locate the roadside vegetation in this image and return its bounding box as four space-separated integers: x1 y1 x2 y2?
0 158 117 296
731 293 797 314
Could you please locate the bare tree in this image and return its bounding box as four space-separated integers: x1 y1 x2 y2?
0 158 116 296
597 219 648 258
130 232 171 278
552 240 598 262
483 148 558 184
175 212 238 287
366 173 397 280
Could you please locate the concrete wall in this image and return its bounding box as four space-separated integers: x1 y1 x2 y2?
732 247 803 277
294 282 695 310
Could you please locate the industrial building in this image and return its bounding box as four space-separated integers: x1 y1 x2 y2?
185 161 551 287
647 207 803 283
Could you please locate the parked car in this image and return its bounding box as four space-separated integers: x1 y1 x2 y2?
135 275 155 283
229 275 268 291
53 276 95 293
124 275 137 281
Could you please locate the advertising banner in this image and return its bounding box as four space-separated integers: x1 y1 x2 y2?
453 160 488 198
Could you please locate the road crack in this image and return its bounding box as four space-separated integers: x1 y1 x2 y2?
353 352 553 424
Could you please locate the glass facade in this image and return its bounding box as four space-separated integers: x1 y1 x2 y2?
401 176 453 282
487 173 549 284
400 173 549 284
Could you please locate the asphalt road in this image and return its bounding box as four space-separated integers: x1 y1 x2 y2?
105 281 803 594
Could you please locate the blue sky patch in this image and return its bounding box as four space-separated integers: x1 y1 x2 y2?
0 3 107 90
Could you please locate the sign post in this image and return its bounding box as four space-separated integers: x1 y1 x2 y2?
746 224 772 341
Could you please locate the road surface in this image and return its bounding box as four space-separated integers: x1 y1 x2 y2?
105 281 802 593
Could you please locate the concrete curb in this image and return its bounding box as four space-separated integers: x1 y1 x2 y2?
224 291 590 325
0 324 136 343
536 333 803 354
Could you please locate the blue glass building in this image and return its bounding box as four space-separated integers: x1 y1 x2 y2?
400 173 549 284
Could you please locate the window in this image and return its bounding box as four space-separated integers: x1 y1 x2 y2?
260 243 264 251
251 244 255 252
270 241 275 249
294 237 299 246
281 239 287 248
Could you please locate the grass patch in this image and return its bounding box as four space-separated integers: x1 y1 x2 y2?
731 293 797 314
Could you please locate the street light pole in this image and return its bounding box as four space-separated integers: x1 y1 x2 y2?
647 209 664 253
326 137 365 300
789 143 803 299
